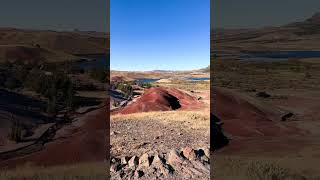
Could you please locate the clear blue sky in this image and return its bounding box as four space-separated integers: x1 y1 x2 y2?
110 0 210 71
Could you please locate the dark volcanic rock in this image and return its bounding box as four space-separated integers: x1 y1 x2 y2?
256 91 271 98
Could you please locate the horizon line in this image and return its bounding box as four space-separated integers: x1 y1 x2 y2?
110 67 209 72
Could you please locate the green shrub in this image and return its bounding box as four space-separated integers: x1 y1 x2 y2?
24 69 76 113
4 77 20 89
89 68 107 83
47 96 57 116
113 82 133 99
1 62 76 113
140 82 152 88
24 68 43 91
123 87 133 99
8 120 23 143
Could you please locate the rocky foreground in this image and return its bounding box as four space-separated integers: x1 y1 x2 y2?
110 147 210 180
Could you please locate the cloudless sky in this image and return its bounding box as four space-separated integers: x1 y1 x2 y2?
0 0 108 32
212 0 320 28
111 0 210 71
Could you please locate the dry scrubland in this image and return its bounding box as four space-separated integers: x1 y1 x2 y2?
0 163 106 180
110 70 209 82
0 28 108 178
111 110 209 155
154 79 210 91
212 15 320 178
110 79 210 179
214 156 320 180
213 58 320 91
213 58 320 180
111 80 210 157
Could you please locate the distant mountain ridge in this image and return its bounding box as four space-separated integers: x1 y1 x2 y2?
111 66 210 73
0 27 109 55
0 27 109 63
307 12 320 24
212 12 320 51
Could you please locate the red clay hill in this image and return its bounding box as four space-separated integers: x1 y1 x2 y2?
0 106 107 168
214 87 305 137
213 87 307 154
116 87 202 114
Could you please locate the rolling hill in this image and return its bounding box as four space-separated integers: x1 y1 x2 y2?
212 12 320 52
0 28 109 63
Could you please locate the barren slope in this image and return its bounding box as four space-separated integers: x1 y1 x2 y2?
0 106 107 168
0 28 109 55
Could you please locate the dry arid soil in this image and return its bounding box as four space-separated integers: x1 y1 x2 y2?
110 75 210 179
212 13 320 180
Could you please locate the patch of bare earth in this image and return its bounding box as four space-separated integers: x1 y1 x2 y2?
111 111 209 157
110 85 210 179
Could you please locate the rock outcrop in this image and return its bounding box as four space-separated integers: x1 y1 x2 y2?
110 147 210 180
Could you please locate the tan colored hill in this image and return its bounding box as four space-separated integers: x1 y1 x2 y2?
212 12 320 52
110 69 209 80
0 45 77 63
0 28 109 56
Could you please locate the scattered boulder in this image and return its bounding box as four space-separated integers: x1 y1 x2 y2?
138 153 151 168
281 112 294 121
167 149 184 166
119 100 128 107
203 147 210 158
110 131 119 136
182 147 197 160
211 114 229 150
121 156 130 165
134 170 144 178
128 156 139 169
110 147 210 180
152 154 172 177
110 163 120 173
256 91 271 98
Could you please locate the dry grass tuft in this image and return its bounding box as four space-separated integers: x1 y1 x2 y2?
112 110 210 131
154 79 210 91
0 162 106 180
213 156 320 180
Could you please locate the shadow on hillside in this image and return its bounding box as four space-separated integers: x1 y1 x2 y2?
74 96 103 108
210 113 229 151
0 89 53 124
